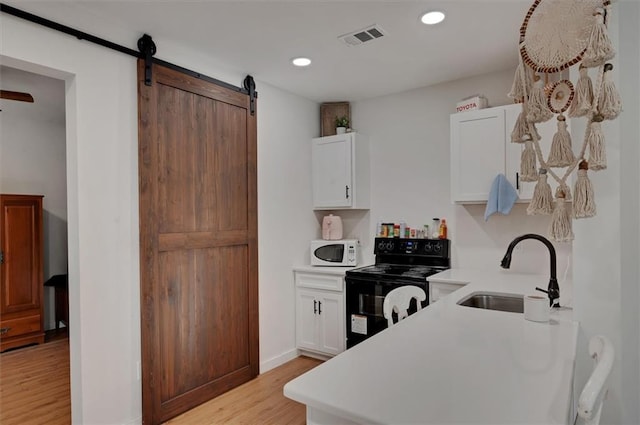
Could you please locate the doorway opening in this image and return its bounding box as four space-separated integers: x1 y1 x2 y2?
0 65 71 423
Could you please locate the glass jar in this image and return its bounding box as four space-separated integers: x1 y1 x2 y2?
431 218 440 239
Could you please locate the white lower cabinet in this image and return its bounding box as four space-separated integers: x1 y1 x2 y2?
295 270 345 357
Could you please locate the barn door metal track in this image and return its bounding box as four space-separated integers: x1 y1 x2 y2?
0 2 257 112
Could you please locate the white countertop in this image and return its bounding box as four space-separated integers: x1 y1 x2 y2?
292 265 357 276
284 268 579 425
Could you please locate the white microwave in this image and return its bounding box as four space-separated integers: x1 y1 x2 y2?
310 240 358 267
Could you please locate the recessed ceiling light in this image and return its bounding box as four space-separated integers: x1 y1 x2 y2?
421 11 445 25
292 57 311 67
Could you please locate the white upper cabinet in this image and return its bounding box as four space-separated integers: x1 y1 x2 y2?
312 133 370 210
450 107 507 203
451 104 568 203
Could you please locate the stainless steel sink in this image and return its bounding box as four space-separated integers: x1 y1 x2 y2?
457 292 524 313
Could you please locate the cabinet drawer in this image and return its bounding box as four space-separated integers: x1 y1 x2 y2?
1 314 41 338
295 272 343 291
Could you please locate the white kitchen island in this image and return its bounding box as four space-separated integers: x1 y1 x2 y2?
284 268 578 425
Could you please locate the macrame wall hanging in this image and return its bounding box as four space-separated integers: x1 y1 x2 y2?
508 0 622 243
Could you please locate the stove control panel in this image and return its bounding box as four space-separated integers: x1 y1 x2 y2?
374 238 449 258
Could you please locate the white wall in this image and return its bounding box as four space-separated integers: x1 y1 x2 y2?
573 2 640 424
0 66 67 330
1 12 318 425
351 69 573 285
256 84 319 371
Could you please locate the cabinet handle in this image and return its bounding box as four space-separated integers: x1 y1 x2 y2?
318 301 322 315
345 185 350 199
313 300 317 314
0 327 10 335
516 172 520 190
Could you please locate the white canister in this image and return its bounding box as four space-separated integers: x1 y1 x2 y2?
524 295 550 322
322 214 343 240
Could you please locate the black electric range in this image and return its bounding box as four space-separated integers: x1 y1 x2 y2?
345 238 450 348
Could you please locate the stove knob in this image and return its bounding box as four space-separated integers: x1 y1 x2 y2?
386 242 395 251
377 241 386 251
424 243 433 253
433 243 442 253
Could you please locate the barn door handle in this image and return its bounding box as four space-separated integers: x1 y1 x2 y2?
313 300 317 314
0 327 10 335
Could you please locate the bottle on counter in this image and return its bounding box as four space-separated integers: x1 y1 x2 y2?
439 218 448 239
393 223 400 238
399 221 406 239
376 221 383 237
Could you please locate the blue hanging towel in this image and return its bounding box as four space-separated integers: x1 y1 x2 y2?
484 174 519 221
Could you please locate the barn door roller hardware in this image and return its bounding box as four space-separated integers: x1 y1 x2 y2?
137 34 156 86
244 76 256 116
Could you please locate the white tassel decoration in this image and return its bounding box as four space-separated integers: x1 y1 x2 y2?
588 117 607 171
598 63 622 120
560 181 572 201
582 8 616 68
521 140 538 181
526 77 553 123
508 61 528 102
547 116 575 167
529 122 541 142
511 110 529 143
569 65 594 117
573 161 597 219
527 170 554 216
549 189 574 242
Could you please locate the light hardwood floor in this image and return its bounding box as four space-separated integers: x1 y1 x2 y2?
0 337 321 425
166 356 322 425
0 338 71 425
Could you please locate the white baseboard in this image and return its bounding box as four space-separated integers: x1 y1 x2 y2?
297 349 332 362
122 416 142 425
260 348 299 373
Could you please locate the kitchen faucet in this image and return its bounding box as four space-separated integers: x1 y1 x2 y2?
500 234 560 308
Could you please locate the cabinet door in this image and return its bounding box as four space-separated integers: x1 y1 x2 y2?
451 108 506 202
317 292 345 355
312 135 352 208
296 289 320 352
1 196 43 315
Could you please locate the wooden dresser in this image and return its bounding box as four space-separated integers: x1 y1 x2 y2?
0 194 45 352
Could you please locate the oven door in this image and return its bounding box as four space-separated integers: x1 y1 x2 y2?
345 277 428 349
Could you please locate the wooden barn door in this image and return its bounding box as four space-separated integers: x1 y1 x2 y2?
137 60 258 424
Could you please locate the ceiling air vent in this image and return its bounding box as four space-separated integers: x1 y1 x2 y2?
338 24 386 47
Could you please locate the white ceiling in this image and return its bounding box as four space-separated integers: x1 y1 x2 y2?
4 1 532 102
